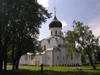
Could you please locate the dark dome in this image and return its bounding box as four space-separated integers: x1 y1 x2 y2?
49 15 62 28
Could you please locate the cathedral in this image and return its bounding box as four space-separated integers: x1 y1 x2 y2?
19 14 82 66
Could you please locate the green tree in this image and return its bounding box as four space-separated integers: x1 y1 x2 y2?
95 36 100 63
0 0 51 71
64 20 99 69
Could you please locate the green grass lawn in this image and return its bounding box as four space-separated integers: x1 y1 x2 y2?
0 64 100 75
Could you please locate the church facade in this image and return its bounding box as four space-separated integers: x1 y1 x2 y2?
19 15 82 66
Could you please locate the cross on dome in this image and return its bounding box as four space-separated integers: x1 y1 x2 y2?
54 6 56 15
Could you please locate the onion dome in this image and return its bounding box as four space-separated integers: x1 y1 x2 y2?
49 15 62 28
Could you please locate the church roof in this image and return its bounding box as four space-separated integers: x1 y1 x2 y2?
35 46 60 55
46 46 60 51
40 35 61 43
49 15 62 28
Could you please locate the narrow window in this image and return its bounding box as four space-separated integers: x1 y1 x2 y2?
67 55 68 59
57 56 59 60
48 56 50 60
44 45 46 50
71 54 73 60
63 56 64 60
25 56 28 60
55 31 57 35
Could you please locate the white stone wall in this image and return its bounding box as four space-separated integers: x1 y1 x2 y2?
59 48 67 65
53 51 60 66
42 53 46 64
46 51 53 66
58 38 64 44
19 55 32 65
50 38 57 47
66 53 81 66
32 55 42 66
50 27 62 36
41 39 49 50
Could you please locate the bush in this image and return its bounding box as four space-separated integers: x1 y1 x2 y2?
62 64 64 66
21 64 27 66
59 64 61 66
82 63 90 66
43 64 49 66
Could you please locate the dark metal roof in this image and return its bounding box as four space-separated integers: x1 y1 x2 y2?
49 15 62 28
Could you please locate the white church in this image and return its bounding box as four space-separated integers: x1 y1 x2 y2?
19 14 82 66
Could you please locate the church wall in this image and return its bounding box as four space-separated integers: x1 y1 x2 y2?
42 53 47 65
58 38 64 45
67 54 74 65
19 55 32 65
50 38 57 47
50 27 61 36
32 55 42 66
53 51 60 66
59 48 67 65
66 53 82 66
46 51 53 66
41 40 49 50
73 54 82 65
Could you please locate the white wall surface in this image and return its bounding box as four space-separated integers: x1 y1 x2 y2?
53 51 60 66
19 55 32 65
46 51 53 66
41 39 49 50
58 38 64 45
50 27 62 36
50 38 57 47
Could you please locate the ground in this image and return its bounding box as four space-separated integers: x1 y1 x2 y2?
0 64 100 75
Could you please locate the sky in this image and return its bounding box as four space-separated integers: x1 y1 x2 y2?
37 0 100 40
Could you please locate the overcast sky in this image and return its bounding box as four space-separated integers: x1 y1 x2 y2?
37 0 100 40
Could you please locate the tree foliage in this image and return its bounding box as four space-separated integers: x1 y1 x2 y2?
0 0 51 71
64 20 100 69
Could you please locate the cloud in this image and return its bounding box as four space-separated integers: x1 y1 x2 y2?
37 0 49 7
61 21 68 28
96 2 100 7
88 13 100 37
56 0 59 3
88 1 100 37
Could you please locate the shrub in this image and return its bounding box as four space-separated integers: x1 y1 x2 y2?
59 64 61 66
43 64 49 66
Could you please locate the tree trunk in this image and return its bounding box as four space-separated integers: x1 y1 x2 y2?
16 56 20 70
12 35 15 70
86 49 96 69
0 37 3 71
4 44 7 71
80 43 96 69
15 37 23 70
0 56 3 71
3 38 8 71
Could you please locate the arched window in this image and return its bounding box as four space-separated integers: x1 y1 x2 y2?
44 45 46 50
55 31 57 35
